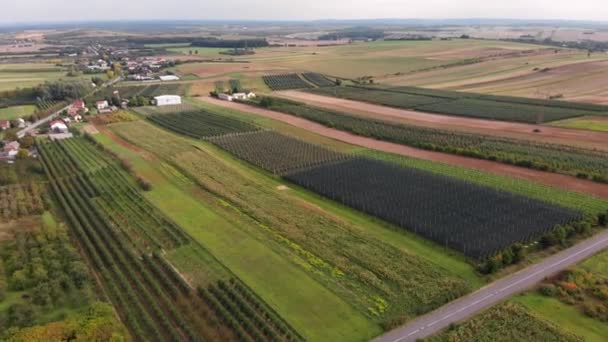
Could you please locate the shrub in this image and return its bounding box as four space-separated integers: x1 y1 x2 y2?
539 284 557 297
137 177 152 191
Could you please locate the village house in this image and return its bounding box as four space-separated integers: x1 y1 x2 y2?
68 99 87 118
232 92 256 100
50 120 69 134
96 100 110 113
3 141 20 159
0 120 10 131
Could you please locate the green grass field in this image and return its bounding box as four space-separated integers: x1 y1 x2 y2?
167 47 226 57
0 105 36 120
551 116 608 132
580 248 608 278
513 293 608 342
427 301 582 341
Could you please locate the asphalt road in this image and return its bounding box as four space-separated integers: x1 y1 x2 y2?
374 229 608 342
17 104 70 138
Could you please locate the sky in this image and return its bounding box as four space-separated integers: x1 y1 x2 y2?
2 0 608 23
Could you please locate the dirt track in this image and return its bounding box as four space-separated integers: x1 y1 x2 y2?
275 90 608 151
199 96 608 200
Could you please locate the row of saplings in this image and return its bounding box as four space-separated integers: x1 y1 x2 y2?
479 212 608 274
198 278 303 342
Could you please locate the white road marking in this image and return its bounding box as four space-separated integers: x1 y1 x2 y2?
386 232 608 342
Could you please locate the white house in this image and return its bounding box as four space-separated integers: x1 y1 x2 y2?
154 95 182 106
218 93 234 101
232 92 256 100
159 75 180 82
50 120 69 134
96 100 109 111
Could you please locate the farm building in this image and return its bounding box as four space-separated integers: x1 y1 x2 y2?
96 100 110 111
50 120 69 134
154 95 182 106
218 93 234 101
232 92 256 100
159 75 180 81
0 120 10 131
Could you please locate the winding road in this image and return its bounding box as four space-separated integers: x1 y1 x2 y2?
374 229 608 342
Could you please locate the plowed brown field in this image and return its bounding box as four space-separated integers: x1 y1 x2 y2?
275 90 608 152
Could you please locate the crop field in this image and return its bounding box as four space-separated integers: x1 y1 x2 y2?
285 158 580 259
259 97 608 182
302 73 335 87
132 103 199 115
88 83 190 102
37 137 302 342
210 130 350 174
0 105 37 120
148 109 259 139
308 85 608 123
263 74 314 90
551 116 608 132
0 63 66 91
110 119 473 328
426 302 583 341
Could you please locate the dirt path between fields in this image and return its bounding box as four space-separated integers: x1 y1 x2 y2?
198 96 608 200
94 124 156 161
275 91 608 152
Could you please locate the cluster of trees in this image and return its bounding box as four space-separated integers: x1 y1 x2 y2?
2 302 128 341
539 268 608 322
318 28 385 41
480 214 604 274
0 88 38 108
0 223 91 332
191 38 269 48
34 80 93 102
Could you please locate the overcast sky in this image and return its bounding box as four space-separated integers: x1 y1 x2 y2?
3 0 608 23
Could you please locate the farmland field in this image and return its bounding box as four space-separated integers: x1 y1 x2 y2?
147 108 259 138
0 63 66 91
91 130 380 341
109 119 474 327
37 137 302 342
551 116 608 132
263 74 314 90
87 83 190 103
301 72 335 87
285 158 580 259
307 85 608 123
426 302 583 341
257 97 608 182
210 130 350 174
0 105 37 120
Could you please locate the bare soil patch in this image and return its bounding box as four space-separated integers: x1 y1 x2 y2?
199 96 608 200
276 90 608 152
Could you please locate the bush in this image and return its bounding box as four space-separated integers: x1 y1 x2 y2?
599 212 607 226
136 177 152 191
539 284 557 297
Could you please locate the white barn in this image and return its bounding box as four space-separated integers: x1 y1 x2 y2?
154 95 182 106
159 75 180 82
